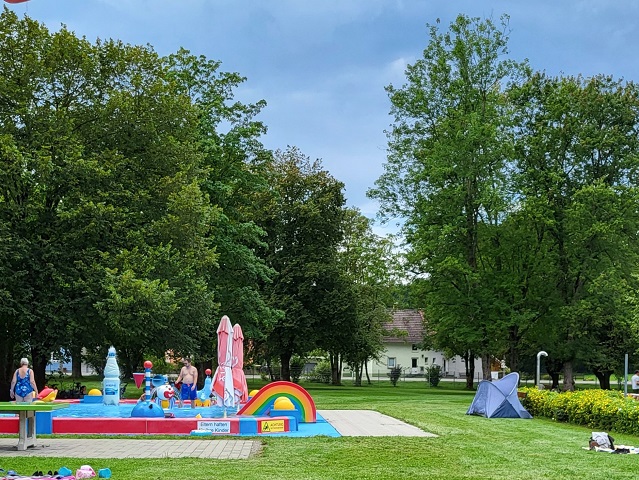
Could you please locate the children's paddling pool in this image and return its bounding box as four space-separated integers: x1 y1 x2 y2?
0 401 339 437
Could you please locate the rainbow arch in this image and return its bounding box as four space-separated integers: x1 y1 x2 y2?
237 381 316 423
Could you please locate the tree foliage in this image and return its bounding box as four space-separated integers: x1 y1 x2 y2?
0 10 256 392
371 14 639 390
260 147 348 381
370 14 529 387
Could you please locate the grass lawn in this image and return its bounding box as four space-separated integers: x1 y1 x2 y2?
4 380 639 479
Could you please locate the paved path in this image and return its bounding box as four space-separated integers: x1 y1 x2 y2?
318 410 436 437
0 410 434 459
0 438 261 459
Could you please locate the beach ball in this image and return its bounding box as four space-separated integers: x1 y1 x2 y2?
249 389 259 398
273 396 295 410
88 388 102 396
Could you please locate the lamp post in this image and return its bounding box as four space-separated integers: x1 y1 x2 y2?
537 351 548 389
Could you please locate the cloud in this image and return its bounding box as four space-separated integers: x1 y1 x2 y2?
384 57 413 86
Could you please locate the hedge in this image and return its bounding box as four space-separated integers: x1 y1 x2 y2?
520 387 639 435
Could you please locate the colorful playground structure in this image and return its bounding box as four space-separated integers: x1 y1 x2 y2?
0 379 318 436
0 316 319 437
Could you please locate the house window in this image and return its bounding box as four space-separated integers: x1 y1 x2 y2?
411 358 418 368
411 344 418 351
387 357 396 368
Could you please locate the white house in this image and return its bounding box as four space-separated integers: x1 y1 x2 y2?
364 309 483 380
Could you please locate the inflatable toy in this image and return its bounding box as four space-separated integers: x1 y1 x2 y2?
131 360 165 418
196 369 213 405
194 397 211 407
249 389 259 398
151 374 167 388
37 388 58 402
88 388 102 396
155 383 176 409
131 398 164 417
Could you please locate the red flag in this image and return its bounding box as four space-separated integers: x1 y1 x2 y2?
4 0 29 3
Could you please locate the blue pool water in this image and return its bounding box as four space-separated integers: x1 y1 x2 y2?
51 403 341 437
0 402 341 437
51 403 230 418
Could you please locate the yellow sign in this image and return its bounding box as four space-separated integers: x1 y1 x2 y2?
261 420 285 433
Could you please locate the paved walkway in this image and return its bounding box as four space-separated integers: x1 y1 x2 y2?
0 438 261 459
0 410 434 459
318 410 436 437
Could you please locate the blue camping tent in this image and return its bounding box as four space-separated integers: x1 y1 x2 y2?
466 372 532 419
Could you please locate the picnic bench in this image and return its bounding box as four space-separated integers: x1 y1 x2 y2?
0 402 69 450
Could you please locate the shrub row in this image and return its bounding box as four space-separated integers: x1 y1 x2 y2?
520 387 639 435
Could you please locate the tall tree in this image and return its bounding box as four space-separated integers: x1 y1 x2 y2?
261 147 347 381
511 73 639 389
338 209 394 386
165 49 281 367
0 10 219 390
369 14 529 387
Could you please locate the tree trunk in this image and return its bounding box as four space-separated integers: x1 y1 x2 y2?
72 349 83 378
481 354 492 380
329 353 341 385
0 341 15 401
563 360 575 392
280 352 291 381
30 346 48 392
593 371 611 390
354 361 362 387
508 326 520 372
465 351 475 389
365 362 371 385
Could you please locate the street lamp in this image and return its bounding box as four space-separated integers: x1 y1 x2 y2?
537 351 548 389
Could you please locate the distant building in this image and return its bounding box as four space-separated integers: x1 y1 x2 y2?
362 309 483 380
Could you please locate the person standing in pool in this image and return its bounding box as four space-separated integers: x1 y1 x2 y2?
176 357 198 408
10 358 38 402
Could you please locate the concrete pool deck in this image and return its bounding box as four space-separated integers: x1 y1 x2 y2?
0 410 436 459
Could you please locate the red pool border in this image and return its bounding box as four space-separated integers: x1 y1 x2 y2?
0 415 294 436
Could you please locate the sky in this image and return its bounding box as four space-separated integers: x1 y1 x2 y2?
5 0 639 235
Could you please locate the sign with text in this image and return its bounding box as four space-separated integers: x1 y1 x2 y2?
198 420 231 434
260 419 285 433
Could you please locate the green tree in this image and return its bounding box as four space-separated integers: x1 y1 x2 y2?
262 147 347 381
369 14 529 388
0 10 219 389
338 209 394 386
511 73 639 390
165 49 281 367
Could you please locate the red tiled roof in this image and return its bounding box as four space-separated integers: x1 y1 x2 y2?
382 309 424 343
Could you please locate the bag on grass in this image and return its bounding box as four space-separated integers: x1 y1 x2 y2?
76 465 96 479
590 432 615 449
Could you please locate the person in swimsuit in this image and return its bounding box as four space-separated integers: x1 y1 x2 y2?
175 357 198 408
10 358 38 402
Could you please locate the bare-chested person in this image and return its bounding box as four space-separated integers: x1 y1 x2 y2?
176 357 198 408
